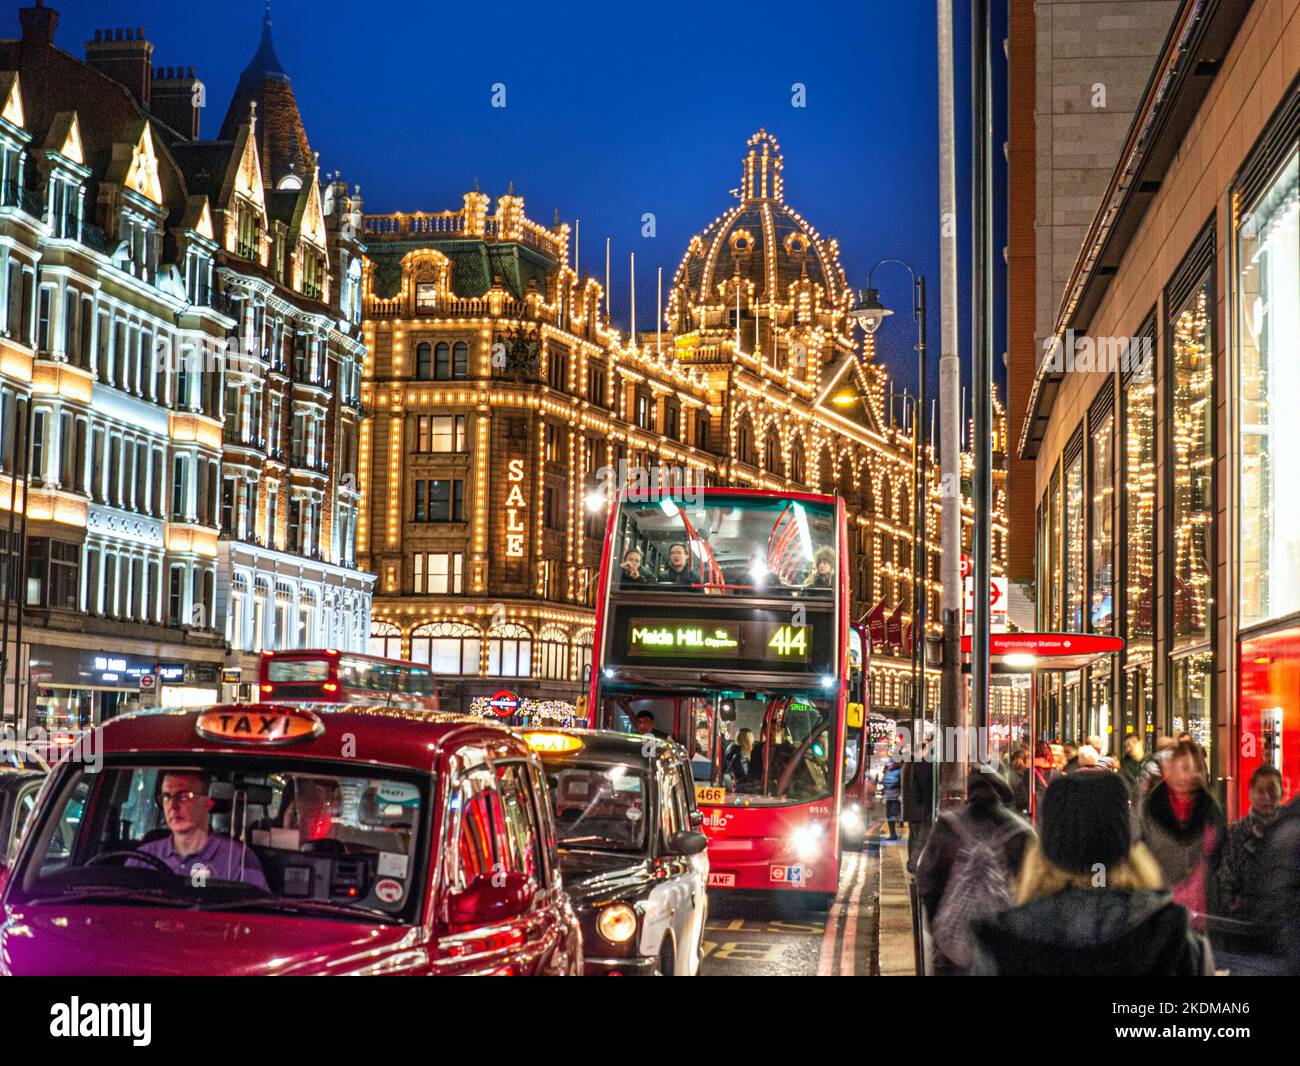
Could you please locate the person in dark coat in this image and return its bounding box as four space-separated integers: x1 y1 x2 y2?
917 768 1033 974
970 771 1212 976
1261 794 1300 975
1135 741 1226 931
1014 741 1062 824
881 757 903 840
901 736 935 873
1214 765 1283 971
1119 735 1146 792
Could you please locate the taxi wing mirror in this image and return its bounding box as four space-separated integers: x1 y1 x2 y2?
667 830 708 856
689 809 704 828
447 871 533 927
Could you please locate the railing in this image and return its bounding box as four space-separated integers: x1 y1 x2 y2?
290 454 329 475
222 430 267 452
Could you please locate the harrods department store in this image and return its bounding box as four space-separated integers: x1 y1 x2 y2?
359 131 1009 714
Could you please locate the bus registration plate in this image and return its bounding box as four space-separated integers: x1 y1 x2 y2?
695 784 725 805
707 872 735 887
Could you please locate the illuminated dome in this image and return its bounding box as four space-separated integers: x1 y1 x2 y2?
669 130 851 331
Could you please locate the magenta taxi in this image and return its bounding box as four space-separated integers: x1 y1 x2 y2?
0 704 580 975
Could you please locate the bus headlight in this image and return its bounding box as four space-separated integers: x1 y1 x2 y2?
840 805 862 832
790 822 824 863
597 902 638 943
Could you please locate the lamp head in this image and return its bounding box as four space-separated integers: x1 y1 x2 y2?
848 287 892 334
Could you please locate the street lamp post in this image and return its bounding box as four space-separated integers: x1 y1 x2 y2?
850 264 927 762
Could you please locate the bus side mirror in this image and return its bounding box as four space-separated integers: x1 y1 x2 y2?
689 809 703 828
719 702 737 723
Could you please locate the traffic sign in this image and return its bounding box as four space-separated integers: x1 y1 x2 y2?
964 575 1008 633
486 689 520 717
138 673 157 692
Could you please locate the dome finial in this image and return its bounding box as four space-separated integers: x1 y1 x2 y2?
741 129 783 203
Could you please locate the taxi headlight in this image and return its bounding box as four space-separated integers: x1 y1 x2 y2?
596 902 639 944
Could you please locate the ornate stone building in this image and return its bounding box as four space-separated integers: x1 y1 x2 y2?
360 131 1006 716
169 12 372 688
0 5 230 728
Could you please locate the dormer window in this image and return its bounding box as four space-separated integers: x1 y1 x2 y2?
300 245 325 300
119 208 159 283
0 140 22 208
235 200 261 261
184 246 212 306
48 172 82 240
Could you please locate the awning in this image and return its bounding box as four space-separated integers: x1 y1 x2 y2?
961 632 1124 672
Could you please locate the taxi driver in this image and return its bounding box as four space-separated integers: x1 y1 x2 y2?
131 770 269 890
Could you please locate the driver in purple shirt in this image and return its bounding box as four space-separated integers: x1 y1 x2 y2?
131 770 268 891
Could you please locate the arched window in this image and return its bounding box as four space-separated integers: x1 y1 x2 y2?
434 342 451 380
488 622 532 678
370 620 402 659
736 415 755 466
536 626 569 680
415 342 432 380
789 439 806 485
574 628 594 686
764 427 781 474
452 341 469 379
411 621 481 676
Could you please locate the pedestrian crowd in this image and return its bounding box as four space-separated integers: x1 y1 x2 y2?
897 731 1300 976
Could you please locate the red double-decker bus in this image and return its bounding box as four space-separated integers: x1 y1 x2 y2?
587 488 859 907
257 650 439 711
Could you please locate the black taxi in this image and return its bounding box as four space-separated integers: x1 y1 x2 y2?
523 728 709 976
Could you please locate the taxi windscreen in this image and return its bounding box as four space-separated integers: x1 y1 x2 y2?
540 763 648 852
9 758 428 923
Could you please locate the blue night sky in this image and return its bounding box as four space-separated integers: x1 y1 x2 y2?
23 0 1008 411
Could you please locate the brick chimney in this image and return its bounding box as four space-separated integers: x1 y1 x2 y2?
18 1 59 45
85 27 154 109
152 66 202 140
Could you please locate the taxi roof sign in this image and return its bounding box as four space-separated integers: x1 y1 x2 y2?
523 731 583 754
195 707 324 745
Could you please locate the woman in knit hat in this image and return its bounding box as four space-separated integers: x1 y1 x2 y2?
968 772 1213 976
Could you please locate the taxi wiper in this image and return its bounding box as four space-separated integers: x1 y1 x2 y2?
197 896 400 924
26 885 193 907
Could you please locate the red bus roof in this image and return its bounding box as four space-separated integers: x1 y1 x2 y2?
96 704 520 771
259 649 429 670
614 486 838 506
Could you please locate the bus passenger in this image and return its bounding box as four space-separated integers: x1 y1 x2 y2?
619 548 652 585
804 547 836 591
659 543 695 589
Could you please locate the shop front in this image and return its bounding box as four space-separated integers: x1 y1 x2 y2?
27 646 223 735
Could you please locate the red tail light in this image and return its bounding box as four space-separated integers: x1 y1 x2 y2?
260 684 273 694
323 682 338 692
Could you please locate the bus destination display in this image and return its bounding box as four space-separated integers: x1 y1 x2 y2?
627 619 811 663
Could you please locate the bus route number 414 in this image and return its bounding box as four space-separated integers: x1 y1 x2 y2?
768 625 808 657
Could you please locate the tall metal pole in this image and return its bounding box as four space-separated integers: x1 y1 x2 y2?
937 0 966 801
971 0 994 737
11 397 32 733
914 277 928 779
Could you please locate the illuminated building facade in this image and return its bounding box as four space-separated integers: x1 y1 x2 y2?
1019 0 1299 816
170 12 373 690
0 6 230 727
361 131 1009 715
